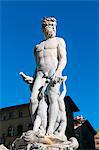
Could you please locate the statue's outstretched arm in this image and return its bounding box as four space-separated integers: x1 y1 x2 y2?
19 72 33 84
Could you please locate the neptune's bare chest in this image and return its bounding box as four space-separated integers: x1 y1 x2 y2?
36 39 58 58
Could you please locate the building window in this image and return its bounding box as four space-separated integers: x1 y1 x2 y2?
17 125 23 136
0 114 2 121
28 123 32 130
8 126 14 136
0 114 6 121
9 112 13 119
19 111 23 118
3 116 6 120
1 133 6 144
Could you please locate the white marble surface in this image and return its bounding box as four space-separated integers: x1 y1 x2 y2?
17 17 79 150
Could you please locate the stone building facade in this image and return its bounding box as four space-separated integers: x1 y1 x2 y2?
74 117 96 150
0 103 32 148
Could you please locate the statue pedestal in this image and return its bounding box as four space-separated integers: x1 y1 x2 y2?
12 130 79 150
12 140 74 150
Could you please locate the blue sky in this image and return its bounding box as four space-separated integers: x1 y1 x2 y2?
0 1 99 129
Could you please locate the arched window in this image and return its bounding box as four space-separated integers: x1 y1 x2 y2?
8 126 14 136
17 125 23 136
19 111 23 118
9 112 13 119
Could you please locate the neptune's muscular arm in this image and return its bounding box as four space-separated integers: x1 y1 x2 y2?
55 38 67 77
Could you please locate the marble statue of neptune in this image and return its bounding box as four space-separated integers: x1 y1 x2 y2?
29 16 67 136
17 17 79 150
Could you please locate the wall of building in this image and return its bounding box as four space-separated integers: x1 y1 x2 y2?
0 104 32 148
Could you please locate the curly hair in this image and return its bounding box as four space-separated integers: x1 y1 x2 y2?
41 16 57 28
